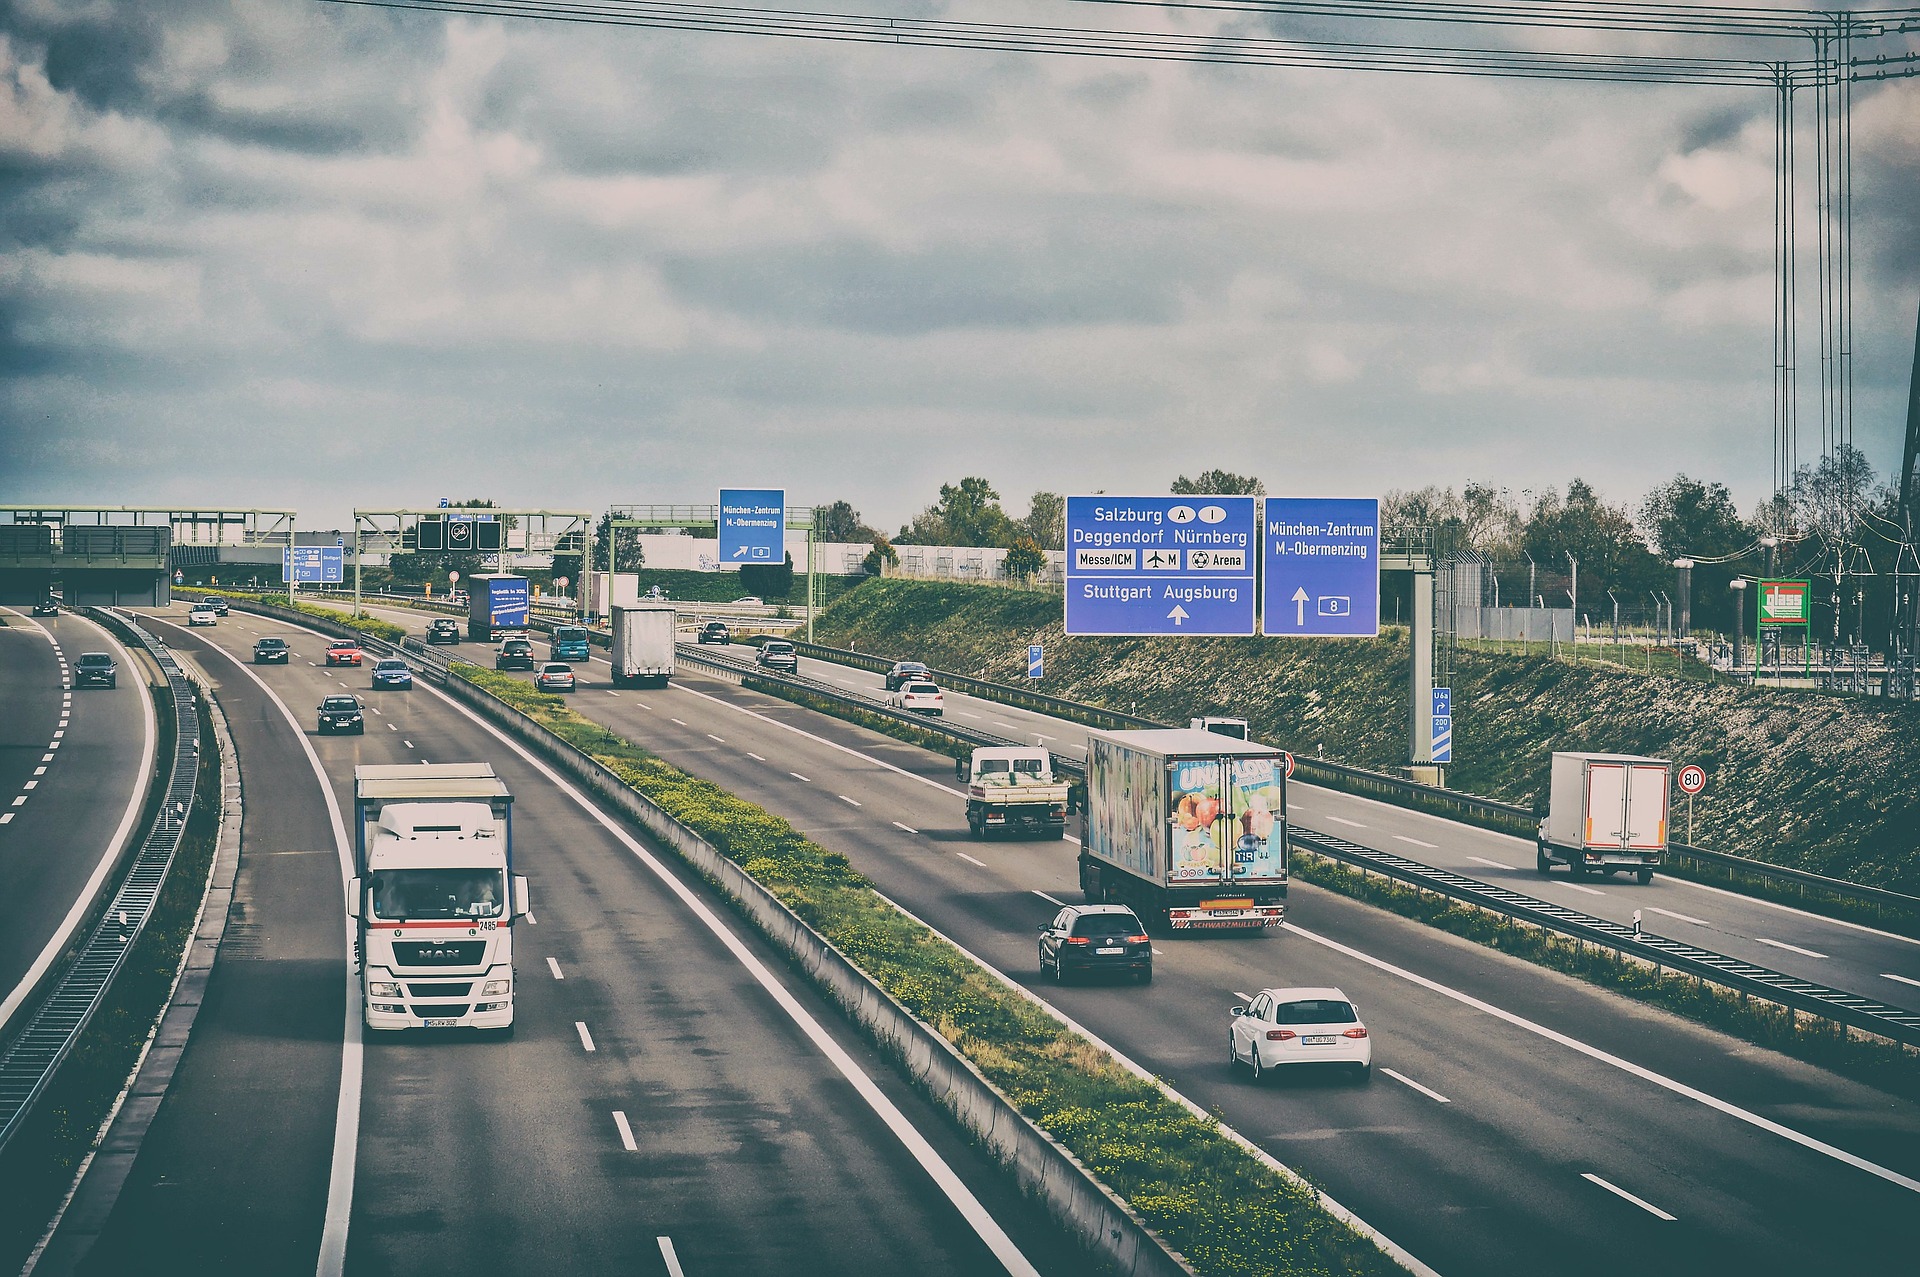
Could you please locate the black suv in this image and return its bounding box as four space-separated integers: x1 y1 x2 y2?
697 621 731 645
756 640 798 673
884 660 930 691
1038 905 1152 984
495 637 536 670
253 637 290 664
426 618 461 644
316 695 365 734
74 652 117 689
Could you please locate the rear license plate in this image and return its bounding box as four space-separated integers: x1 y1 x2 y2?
424 1018 459 1027
1095 947 1125 955
1302 1035 1336 1045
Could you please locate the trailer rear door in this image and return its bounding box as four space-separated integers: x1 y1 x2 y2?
1625 763 1669 850
1583 762 1628 849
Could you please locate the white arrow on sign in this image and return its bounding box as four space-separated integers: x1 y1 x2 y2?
1291 586 1309 626
1168 605 1189 626
733 545 751 558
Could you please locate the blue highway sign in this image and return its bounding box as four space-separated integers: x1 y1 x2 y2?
283 546 344 584
1065 496 1257 636
1028 644 1043 679
1261 497 1380 638
1431 686 1452 763
719 488 785 563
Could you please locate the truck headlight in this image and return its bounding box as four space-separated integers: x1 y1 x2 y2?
482 979 511 996
368 982 400 997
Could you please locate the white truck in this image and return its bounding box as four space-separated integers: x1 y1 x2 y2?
610 603 676 687
1189 716 1250 740
957 747 1071 839
347 764 530 1034
1536 751 1670 884
1081 728 1289 931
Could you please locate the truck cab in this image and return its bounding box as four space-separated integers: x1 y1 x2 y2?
959 747 1069 839
1190 716 1250 740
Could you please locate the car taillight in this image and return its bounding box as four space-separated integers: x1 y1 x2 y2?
1064 937 1090 946
1266 1029 1297 1041
1342 1027 1369 1039
1126 934 1149 944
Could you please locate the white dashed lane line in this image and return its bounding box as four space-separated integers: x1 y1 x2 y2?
892 821 919 834
547 957 565 980
658 1237 686 1277
612 1111 638 1151
747 752 766 762
1582 1173 1676 1221
575 1022 597 1052
1564 883 1606 896
789 773 812 783
1648 906 1710 927
956 852 987 867
1883 973 1920 989
1757 937 1829 959
838 795 862 808
1323 815 1368 829
1468 856 1518 871
1031 890 1067 908
707 734 725 743
1381 1068 1451 1103
670 717 688 726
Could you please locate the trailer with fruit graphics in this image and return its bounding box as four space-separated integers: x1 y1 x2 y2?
1080 728 1289 931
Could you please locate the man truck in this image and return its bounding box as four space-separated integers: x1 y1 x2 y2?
1536 751 1670 884
348 763 530 1033
467 573 531 642
1081 728 1289 931
610 603 676 687
957 747 1070 839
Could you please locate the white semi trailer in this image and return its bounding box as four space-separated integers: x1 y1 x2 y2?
610 604 676 687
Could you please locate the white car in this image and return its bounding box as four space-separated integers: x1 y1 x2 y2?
1229 987 1372 1083
887 680 945 716
187 606 218 627
731 596 763 606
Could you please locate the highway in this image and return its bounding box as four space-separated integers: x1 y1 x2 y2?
0 607 155 1036
351 601 1920 1277
54 603 1089 1275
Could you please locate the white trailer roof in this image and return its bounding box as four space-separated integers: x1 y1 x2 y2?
1091 728 1283 756
1550 752 1671 766
354 762 508 801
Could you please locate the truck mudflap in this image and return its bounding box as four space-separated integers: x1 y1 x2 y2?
1168 898 1286 930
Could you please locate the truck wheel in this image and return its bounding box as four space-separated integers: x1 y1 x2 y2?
1536 847 1552 875
1637 868 1654 885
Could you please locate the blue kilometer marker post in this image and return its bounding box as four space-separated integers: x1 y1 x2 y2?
1064 496 1258 636
1260 497 1381 638
1028 644 1043 679
1431 687 1452 763
718 489 785 563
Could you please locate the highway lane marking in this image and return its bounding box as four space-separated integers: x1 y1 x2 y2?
612 1111 639 1152
990 719 1017 730
525 911 538 925
658 1237 686 1277
387 723 397 731
893 821 919 834
838 794 862 807
0 814 11 825
1283 919 1920 1197
367 706 382 715
1467 855 1517 871
1756 937 1829 959
1323 815 1368 829
41 754 53 763
790 772 813 783
674 684 965 800
10 797 24 808
1032 890 1067 908
1882 973 1920 989
1648 906 1711 927
956 852 987 867
23 781 36 791
707 734 726 743
33 767 45 776
403 740 414 748
747 752 766 761
1563 883 1606 896
1232 991 1253 1001
548 957 564 980
670 717 689 726
415 675 1044 1276
576 1022 597 1052
956 711 980 719
1581 1173 1676 1221
606 690 620 696
632 701 653 710
1381 1068 1451 1103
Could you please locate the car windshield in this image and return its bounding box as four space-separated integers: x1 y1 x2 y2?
555 627 586 640
322 697 358 711
898 663 926 673
1071 912 1142 937
1274 999 1358 1025
905 683 939 695
503 640 531 652
376 660 406 671
258 639 285 648
765 643 792 654
368 868 505 921
541 664 569 674
330 642 358 650
79 654 113 668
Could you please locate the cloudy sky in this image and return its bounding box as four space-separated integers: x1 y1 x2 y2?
3 0 1917 534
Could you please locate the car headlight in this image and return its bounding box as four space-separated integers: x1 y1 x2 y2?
368 982 400 998
482 979 511 996
349 714 362 721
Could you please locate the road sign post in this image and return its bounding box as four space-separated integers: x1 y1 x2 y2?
1430 687 1452 765
1756 578 1812 679
1677 763 1706 843
719 489 786 564
1260 497 1381 638
1028 644 1043 679
1064 496 1257 636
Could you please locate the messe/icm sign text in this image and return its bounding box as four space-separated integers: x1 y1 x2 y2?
1261 497 1380 638
719 488 785 562
1065 496 1257 636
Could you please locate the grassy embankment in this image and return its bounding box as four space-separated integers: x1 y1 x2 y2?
455 666 1404 1277
813 580 1920 897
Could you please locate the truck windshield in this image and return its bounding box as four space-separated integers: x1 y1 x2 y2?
369 869 506 920
555 627 587 641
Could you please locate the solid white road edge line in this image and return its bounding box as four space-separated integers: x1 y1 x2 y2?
1581 1172 1676 1221
1282 920 1920 1196
147 616 365 1277
417 671 1042 1277
0 608 158 1030
867 888 1439 1277
1380 1068 1451 1104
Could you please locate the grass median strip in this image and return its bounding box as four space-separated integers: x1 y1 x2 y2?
454 666 1404 1277
192 590 409 644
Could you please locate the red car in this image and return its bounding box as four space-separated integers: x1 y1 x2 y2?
325 640 364 667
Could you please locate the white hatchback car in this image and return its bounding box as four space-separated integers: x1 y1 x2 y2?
887 680 944 716
1229 987 1372 1083
187 606 218 627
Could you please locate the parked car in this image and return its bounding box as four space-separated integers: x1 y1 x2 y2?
756 640 798 673
324 640 364 667
31 599 58 616
697 621 731 645
884 660 931 692
371 658 413 690
426 618 461 644
887 681 944 716
1037 904 1152 984
74 652 117 689
187 606 218 627
495 637 536 671
253 637 290 664
316 695 365 735
535 662 576 693
1229 988 1372 1083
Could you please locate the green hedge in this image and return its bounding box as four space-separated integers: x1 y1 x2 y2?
191 589 408 643
455 667 1403 1277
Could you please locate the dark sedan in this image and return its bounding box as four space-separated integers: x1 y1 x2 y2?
426 618 461 644
371 658 413 690
884 660 931 691
74 652 118 689
316 695 365 735
1038 904 1152 984
253 637 290 664
697 621 731 645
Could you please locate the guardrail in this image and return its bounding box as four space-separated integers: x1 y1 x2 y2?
784 638 1920 922
0 610 202 1152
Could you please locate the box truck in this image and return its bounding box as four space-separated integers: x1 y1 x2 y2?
1081 728 1289 931
347 764 530 1033
610 603 676 687
467 573 530 642
1536 752 1670 884
587 571 641 619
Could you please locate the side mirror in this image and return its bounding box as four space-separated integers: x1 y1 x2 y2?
1230 1005 1246 1018
512 875 531 919
954 758 968 781
346 877 362 919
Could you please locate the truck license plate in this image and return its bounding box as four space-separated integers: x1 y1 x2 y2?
1302 1035 1336 1045
424 1018 459 1027
1095 947 1124 955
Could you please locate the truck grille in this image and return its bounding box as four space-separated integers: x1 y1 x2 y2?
392 940 486 966
409 1002 472 1017
403 982 474 998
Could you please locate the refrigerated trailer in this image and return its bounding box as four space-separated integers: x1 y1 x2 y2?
1536 751 1670 884
347 764 530 1033
1080 728 1289 931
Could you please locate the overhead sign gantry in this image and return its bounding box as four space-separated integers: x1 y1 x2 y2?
350 508 593 619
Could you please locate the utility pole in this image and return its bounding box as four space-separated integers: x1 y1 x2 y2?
1731 579 1749 674
1566 552 1578 626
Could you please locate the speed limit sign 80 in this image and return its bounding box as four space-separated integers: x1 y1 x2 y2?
1677 765 1706 796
